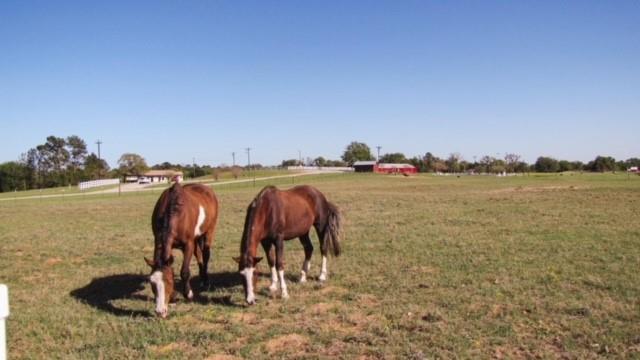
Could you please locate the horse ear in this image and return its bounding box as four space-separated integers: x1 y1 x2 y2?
253 257 263 266
144 257 154 268
232 257 240 264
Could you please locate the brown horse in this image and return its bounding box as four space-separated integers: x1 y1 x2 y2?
144 182 218 318
235 185 342 304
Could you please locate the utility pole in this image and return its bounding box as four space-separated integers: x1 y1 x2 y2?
245 147 252 173
376 146 382 163
232 152 236 167
192 157 196 179
96 140 103 178
298 150 302 166
96 140 103 160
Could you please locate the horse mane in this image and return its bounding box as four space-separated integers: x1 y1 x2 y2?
240 186 278 258
160 182 186 263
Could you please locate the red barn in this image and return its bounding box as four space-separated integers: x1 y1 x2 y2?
376 163 418 175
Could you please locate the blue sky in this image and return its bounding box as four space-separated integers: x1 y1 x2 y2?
1 1 638 167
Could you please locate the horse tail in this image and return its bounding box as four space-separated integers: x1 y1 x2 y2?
162 182 185 262
323 201 342 257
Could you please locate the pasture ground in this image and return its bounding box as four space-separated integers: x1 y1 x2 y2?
0 173 639 358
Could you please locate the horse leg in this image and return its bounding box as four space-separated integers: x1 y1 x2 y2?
261 239 278 292
194 235 208 290
201 234 212 289
275 234 289 299
298 233 313 283
317 228 329 282
181 242 195 300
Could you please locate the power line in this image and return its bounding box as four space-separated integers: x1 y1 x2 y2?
245 147 252 170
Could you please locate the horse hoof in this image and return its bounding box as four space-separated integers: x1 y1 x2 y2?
187 290 194 300
281 292 290 300
319 274 327 282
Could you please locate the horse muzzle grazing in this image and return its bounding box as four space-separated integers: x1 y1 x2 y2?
146 257 175 318
240 266 256 305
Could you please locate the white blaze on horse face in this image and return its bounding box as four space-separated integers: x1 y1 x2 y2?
269 266 279 291
150 270 167 317
240 267 255 304
319 256 328 281
194 205 206 237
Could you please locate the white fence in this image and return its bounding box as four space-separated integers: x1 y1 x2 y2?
0 284 8 360
78 178 120 191
287 166 354 172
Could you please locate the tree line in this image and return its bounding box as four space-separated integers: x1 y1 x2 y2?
1 137 638 192
0 135 267 192
0 135 111 192
333 141 640 174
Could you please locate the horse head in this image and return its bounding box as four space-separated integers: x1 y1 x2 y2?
144 256 175 318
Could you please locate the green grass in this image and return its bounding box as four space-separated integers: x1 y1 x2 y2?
190 169 294 182
0 183 119 200
1 173 639 358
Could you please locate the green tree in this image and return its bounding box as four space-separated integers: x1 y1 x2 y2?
445 153 462 173
379 152 408 164
341 141 374 165
84 153 110 180
33 136 70 187
534 157 560 173
423 152 441 172
478 156 495 173
118 153 149 175
313 156 327 167
586 156 616 172
325 159 347 167
504 153 521 173
66 135 87 184
0 161 29 192
281 159 299 167
558 160 573 172
625 158 640 169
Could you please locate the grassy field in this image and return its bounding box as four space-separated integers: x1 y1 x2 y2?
1 173 639 358
0 183 119 200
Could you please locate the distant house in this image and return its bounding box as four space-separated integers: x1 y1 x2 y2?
628 166 639 173
125 170 184 183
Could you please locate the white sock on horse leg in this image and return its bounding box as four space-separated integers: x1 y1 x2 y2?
278 270 289 299
319 256 328 281
269 266 278 292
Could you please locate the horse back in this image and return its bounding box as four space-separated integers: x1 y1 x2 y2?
278 185 326 239
152 183 218 242
181 184 219 235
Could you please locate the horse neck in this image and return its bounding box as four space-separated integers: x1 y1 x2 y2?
241 193 274 264
160 185 186 262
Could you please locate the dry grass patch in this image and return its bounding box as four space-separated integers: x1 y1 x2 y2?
264 334 310 356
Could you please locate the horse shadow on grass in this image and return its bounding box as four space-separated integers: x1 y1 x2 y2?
70 271 245 316
186 271 244 308
70 273 152 317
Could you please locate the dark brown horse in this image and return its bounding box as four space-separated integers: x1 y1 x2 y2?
235 185 342 304
144 182 218 317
